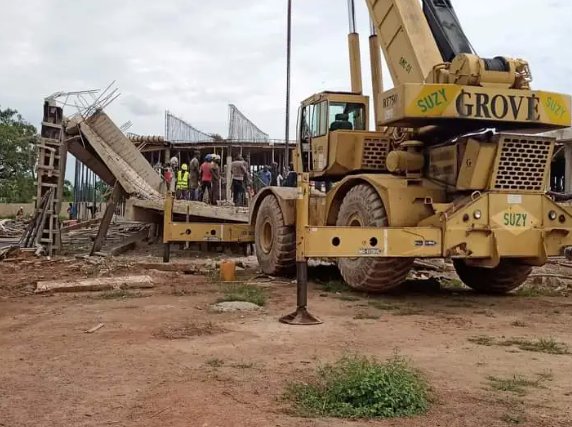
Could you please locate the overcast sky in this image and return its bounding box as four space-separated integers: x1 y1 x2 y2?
1 0 571 180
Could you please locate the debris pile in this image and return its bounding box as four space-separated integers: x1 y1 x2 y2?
0 219 27 238
61 220 150 254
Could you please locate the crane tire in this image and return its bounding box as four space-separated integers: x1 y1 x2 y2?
336 184 413 292
255 195 296 275
453 259 532 294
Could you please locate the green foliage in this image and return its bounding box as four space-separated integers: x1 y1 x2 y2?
0 107 38 203
320 280 349 293
469 336 569 354
487 375 541 396
218 284 266 306
284 354 429 419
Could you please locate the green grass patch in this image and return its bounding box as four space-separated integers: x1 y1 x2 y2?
468 336 569 355
217 284 266 306
487 375 542 396
205 358 224 368
337 295 361 302
515 285 561 297
440 278 467 290
284 354 429 419
393 307 424 316
320 280 349 293
368 300 399 311
353 313 381 320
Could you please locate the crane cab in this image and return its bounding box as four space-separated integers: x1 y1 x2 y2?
296 91 391 179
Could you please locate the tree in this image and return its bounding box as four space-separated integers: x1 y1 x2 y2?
210 133 224 142
0 107 38 203
63 180 73 202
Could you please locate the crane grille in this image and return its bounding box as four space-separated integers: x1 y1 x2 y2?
491 136 554 192
361 139 390 170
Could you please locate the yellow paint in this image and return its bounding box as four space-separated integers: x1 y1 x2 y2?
539 92 571 126
407 85 459 117
491 204 539 237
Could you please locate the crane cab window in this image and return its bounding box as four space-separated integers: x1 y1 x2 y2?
311 101 328 137
328 102 366 132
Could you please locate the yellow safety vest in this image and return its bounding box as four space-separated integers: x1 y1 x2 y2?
177 171 189 189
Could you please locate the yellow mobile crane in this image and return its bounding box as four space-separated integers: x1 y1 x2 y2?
244 0 572 323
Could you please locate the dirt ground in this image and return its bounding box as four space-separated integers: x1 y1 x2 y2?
1 254 572 427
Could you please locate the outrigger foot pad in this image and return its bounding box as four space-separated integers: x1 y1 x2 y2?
280 307 322 325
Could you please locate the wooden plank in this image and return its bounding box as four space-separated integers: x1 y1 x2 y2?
90 184 124 255
35 275 154 293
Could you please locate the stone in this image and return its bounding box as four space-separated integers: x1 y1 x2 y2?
211 301 261 312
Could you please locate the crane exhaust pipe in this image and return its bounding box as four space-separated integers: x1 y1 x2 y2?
347 0 363 94
369 20 383 130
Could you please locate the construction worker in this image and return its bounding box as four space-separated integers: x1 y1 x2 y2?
260 165 272 187
176 163 190 200
211 155 221 205
199 154 213 203
189 151 200 201
231 154 248 206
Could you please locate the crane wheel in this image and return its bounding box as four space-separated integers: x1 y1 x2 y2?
453 259 532 294
336 184 414 292
254 195 296 275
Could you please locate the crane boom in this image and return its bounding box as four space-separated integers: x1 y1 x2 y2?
364 0 442 86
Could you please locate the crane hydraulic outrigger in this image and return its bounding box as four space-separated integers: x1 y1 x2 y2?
164 0 571 324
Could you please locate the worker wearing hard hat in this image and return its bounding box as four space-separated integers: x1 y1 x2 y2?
176 163 190 200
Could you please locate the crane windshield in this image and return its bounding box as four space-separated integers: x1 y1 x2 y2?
328 102 366 131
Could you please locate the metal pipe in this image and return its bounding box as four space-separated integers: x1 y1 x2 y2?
347 0 357 33
284 0 292 171
347 0 362 94
369 19 384 129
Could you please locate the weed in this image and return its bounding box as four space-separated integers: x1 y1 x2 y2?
320 280 349 293
469 336 569 355
510 338 569 355
284 354 429 419
368 300 399 311
218 284 266 306
232 362 256 369
337 295 361 302
515 285 561 298
468 336 496 346
510 321 527 328
353 313 381 320
501 412 526 424
445 301 474 308
393 307 424 316
487 375 541 396
156 321 221 339
440 279 466 290
536 371 553 381
91 289 142 300
205 358 224 368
